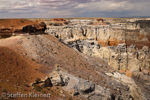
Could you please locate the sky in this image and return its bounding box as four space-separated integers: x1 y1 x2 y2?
0 0 150 18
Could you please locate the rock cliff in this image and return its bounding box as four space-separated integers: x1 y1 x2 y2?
46 19 150 49
46 18 150 74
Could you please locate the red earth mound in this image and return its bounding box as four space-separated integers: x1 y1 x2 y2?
0 46 81 100
0 19 39 30
0 19 46 34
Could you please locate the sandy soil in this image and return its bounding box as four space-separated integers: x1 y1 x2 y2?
0 19 40 30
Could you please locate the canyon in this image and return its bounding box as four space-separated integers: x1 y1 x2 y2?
0 18 150 100
46 18 150 74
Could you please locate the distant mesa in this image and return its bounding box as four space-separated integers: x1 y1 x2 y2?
51 18 66 21
49 18 69 26
94 18 107 25
96 18 104 22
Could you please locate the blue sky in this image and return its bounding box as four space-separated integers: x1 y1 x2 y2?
0 0 150 18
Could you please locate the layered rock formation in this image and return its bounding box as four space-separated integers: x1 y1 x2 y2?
46 18 150 73
44 18 150 100
60 37 150 74
33 64 135 100
46 18 150 49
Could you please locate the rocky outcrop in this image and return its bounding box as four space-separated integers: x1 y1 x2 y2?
59 32 149 73
32 64 135 100
44 19 150 99
22 22 46 33
106 72 149 100
132 70 150 100
86 43 150 73
61 37 150 74
0 22 46 36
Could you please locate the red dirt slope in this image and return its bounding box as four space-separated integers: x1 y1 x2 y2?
0 46 81 100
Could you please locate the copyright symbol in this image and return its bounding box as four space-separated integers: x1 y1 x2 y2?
1 92 6 97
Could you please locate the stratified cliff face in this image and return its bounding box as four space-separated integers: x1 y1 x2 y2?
46 18 150 73
125 20 150 49
45 18 150 100
46 18 150 49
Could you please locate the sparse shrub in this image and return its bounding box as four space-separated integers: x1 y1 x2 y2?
24 84 30 87
51 90 54 94
79 75 81 78
56 87 59 89
2 88 6 92
35 78 41 83
34 85 42 92
23 88 26 91
20 20 24 23
47 87 50 90
68 97 73 100
32 58 35 61
11 25 14 27
35 69 37 70
12 74 15 77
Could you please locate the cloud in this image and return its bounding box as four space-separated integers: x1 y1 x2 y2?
0 0 150 18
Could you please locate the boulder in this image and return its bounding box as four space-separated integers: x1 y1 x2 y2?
74 80 95 95
51 74 65 86
22 22 46 33
22 25 37 33
42 77 53 87
63 76 70 86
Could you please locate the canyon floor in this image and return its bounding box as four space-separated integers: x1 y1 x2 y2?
0 18 150 100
